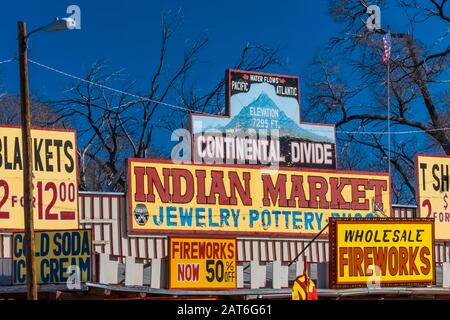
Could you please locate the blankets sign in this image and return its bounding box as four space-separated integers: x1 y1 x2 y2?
0 126 78 230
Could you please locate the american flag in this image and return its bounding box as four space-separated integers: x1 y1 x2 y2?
382 33 391 64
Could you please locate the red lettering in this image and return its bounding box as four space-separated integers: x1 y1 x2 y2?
262 174 287 207
171 168 194 203
228 171 252 205
308 176 329 209
351 179 369 210
330 178 351 209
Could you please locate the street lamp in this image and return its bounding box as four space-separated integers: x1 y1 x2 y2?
17 17 76 301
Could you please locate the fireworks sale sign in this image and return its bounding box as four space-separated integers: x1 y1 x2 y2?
329 218 435 288
169 237 237 289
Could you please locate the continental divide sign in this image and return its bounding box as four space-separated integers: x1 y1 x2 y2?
191 70 337 169
0 126 78 230
128 158 391 236
329 218 435 288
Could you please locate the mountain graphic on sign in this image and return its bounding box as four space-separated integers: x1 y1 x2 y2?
206 92 333 143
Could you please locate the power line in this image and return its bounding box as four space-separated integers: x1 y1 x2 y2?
28 59 213 116
20 58 450 136
337 128 450 135
0 58 15 64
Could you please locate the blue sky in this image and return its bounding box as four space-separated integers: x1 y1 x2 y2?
0 0 448 178
0 1 336 101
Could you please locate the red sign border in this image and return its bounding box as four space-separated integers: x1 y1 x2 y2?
328 217 436 289
168 236 237 290
127 157 392 238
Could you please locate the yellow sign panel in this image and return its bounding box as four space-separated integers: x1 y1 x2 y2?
128 158 391 236
169 237 237 289
329 218 435 288
12 229 92 285
417 154 450 240
0 126 78 230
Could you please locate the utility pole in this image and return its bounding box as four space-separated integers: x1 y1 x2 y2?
17 21 38 300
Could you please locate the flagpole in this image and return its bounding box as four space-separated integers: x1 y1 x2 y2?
387 29 391 178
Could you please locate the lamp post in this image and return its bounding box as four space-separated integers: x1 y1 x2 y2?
17 17 76 300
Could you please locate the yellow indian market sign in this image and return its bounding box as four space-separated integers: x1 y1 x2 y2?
0 126 78 230
417 154 450 240
169 237 237 289
127 158 391 236
329 218 435 288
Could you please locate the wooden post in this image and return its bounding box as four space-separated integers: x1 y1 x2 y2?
17 21 38 300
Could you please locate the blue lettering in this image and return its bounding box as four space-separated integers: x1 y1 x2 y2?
261 210 271 228
208 208 219 227
272 210 281 227
79 257 91 281
81 232 90 255
53 233 62 256
13 234 23 258
59 258 69 282
282 211 290 229
231 209 240 228
220 209 230 227
195 208 206 227
49 258 59 282
315 212 323 230
249 210 259 228
166 206 177 227
62 232 71 256
179 207 193 227
71 232 80 255
153 207 164 226
13 260 26 284
40 233 50 257
304 212 314 230
41 260 50 283
292 211 302 230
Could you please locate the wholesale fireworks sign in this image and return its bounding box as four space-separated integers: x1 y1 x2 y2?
329 218 435 288
128 158 391 237
13 229 92 285
0 126 78 230
169 237 237 289
416 154 450 240
191 70 336 169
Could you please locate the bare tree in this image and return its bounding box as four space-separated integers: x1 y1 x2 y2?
53 14 282 192
307 0 450 203
0 94 69 128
